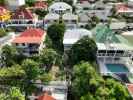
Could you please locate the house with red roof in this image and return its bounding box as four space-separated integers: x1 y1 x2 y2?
116 3 133 16
10 7 38 26
126 84 133 98
38 93 56 100
12 28 46 56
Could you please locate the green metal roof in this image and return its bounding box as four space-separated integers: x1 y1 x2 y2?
92 24 120 43
92 24 133 49
116 35 133 47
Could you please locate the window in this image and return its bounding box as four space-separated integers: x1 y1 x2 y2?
83 7 89 10
66 9 70 12
16 43 19 46
64 20 68 23
72 20 76 23
54 20 57 22
22 43 25 46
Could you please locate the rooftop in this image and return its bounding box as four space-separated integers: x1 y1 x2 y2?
44 13 60 20
12 28 45 44
63 28 92 44
93 24 133 50
0 6 9 16
38 93 55 100
62 13 78 20
12 7 35 19
127 84 133 97
49 2 72 10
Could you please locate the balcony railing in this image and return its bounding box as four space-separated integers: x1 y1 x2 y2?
97 53 132 57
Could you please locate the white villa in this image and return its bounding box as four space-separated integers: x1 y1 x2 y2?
48 2 72 14
62 13 78 29
63 28 92 51
44 13 60 28
5 0 25 10
76 1 111 21
76 1 93 13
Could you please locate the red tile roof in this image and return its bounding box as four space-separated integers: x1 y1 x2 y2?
12 8 34 19
12 28 45 44
116 4 133 13
38 93 55 100
34 1 48 9
127 84 133 95
0 6 9 16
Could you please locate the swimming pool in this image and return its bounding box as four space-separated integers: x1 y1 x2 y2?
106 64 129 73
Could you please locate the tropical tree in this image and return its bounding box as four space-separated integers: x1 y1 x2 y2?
44 35 53 48
62 0 73 6
71 62 104 99
91 15 100 25
26 0 35 6
47 23 65 54
39 48 58 71
105 79 131 100
71 62 131 100
21 59 41 97
0 59 49 99
22 59 40 80
0 93 8 100
69 36 97 65
9 87 25 100
0 0 4 5
0 87 25 100
0 28 7 37
35 9 48 19
1 45 17 67
0 64 25 87
37 73 52 85
47 0 53 5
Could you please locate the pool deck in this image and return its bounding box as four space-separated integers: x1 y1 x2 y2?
98 58 133 75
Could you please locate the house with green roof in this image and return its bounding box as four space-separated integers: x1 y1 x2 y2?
93 24 133 82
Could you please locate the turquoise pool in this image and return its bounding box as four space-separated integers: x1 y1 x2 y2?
106 64 129 73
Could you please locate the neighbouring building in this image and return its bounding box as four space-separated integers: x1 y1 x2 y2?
44 13 60 29
116 3 133 17
12 28 46 56
8 7 38 27
93 24 133 82
48 2 72 14
76 1 93 13
38 93 55 100
28 81 67 100
5 0 25 11
76 1 111 21
63 28 92 51
78 12 91 27
62 13 78 29
0 6 10 22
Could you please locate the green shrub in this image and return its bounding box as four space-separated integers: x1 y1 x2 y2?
0 29 7 37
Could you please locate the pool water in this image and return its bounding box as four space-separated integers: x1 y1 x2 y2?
106 64 129 73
